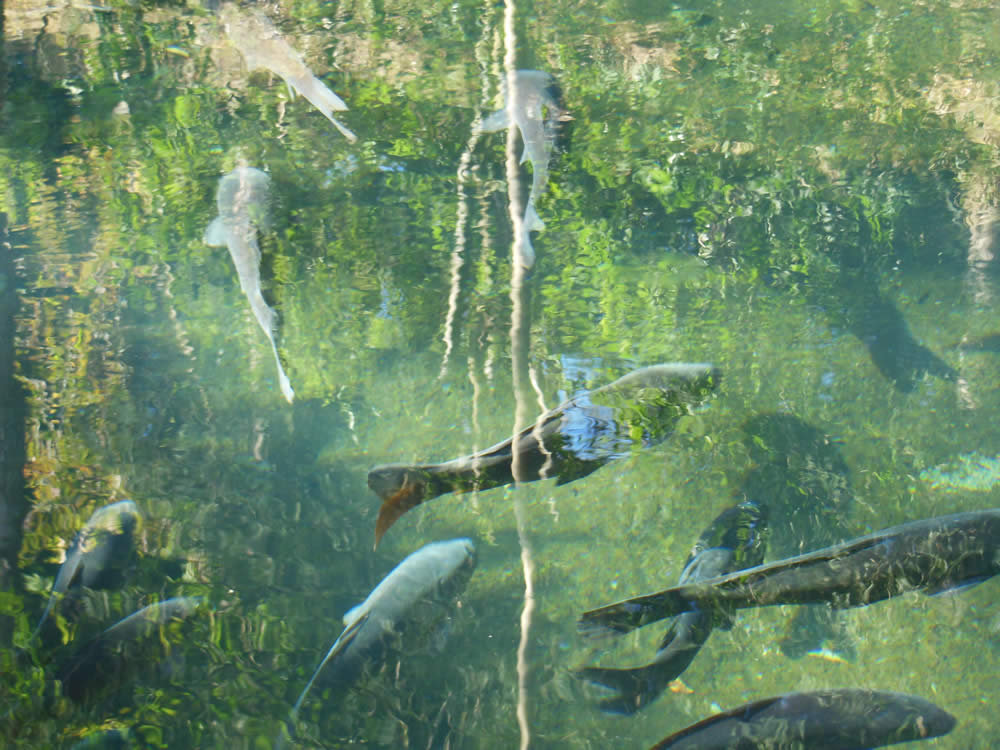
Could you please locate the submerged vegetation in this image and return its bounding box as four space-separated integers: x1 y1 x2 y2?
2 0 1000 747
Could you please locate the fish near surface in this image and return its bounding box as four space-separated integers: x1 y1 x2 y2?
476 70 567 266
276 539 476 749
577 500 767 715
33 499 140 640
57 596 204 704
204 167 294 403
648 689 956 749
219 3 356 141
580 508 1000 637
368 362 721 546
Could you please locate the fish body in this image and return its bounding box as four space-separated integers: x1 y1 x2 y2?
578 501 767 714
278 539 476 747
33 499 140 639
204 167 294 403
57 596 204 703
477 70 566 266
649 689 955 749
369 362 721 545
580 509 1000 637
220 4 356 141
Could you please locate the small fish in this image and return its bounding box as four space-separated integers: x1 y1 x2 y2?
57 596 204 703
276 539 476 748
476 70 568 266
580 509 1000 637
33 499 141 640
576 501 767 715
648 689 955 749
220 4 356 141
68 728 132 749
368 362 721 546
204 167 294 403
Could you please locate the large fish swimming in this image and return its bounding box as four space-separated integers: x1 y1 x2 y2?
276 539 476 748
57 596 204 703
368 362 721 546
476 70 567 266
204 167 294 403
580 508 1000 637
219 3 356 141
33 499 141 640
577 501 767 715
648 689 955 749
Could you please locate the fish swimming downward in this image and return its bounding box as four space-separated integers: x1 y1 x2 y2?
648 688 955 749
476 70 567 267
580 508 1000 637
576 500 767 715
32 499 141 641
368 362 721 546
204 167 294 403
275 538 477 749
56 596 205 704
219 3 357 141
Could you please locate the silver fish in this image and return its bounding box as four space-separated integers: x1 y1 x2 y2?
477 70 567 266
277 539 477 748
33 499 141 640
204 167 294 403
649 689 955 749
220 3 357 141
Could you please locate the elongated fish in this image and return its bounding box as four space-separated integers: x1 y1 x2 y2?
57 596 204 703
648 689 955 749
33 499 140 640
476 70 568 266
276 539 476 749
204 167 294 403
577 501 767 715
580 508 1000 637
369 363 721 546
220 4 356 141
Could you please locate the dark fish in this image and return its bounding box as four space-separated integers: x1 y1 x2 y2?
648 689 955 749
33 499 141 639
576 501 767 715
56 596 204 703
958 333 1000 352
276 539 477 749
740 413 854 658
580 509 1000 637
369 363 721 546
68 728 132 749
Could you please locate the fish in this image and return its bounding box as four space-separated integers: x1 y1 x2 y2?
68 728 133 749
476 70 568 266
204 166 294 403
219 3 357 141
647 689 956 749
576 500 767 715
56 596 204 703
368 362 721 546
276 539 476 749
33 499 141 640
579 508 1000 637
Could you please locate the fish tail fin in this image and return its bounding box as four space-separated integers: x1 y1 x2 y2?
578 588 700 638
369 467 434 547
287 76 358 142
575 663 668 715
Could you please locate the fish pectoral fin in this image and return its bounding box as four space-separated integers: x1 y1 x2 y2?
476 109 509 133
203 217 228 247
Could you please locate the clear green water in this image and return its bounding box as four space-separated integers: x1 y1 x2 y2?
3 0 1000 747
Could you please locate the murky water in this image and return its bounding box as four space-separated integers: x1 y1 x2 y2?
3 0 1000 747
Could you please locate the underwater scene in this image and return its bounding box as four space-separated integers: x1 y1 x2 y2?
3 0 1000 747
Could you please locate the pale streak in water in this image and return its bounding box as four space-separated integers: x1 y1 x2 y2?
502 2 535 748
